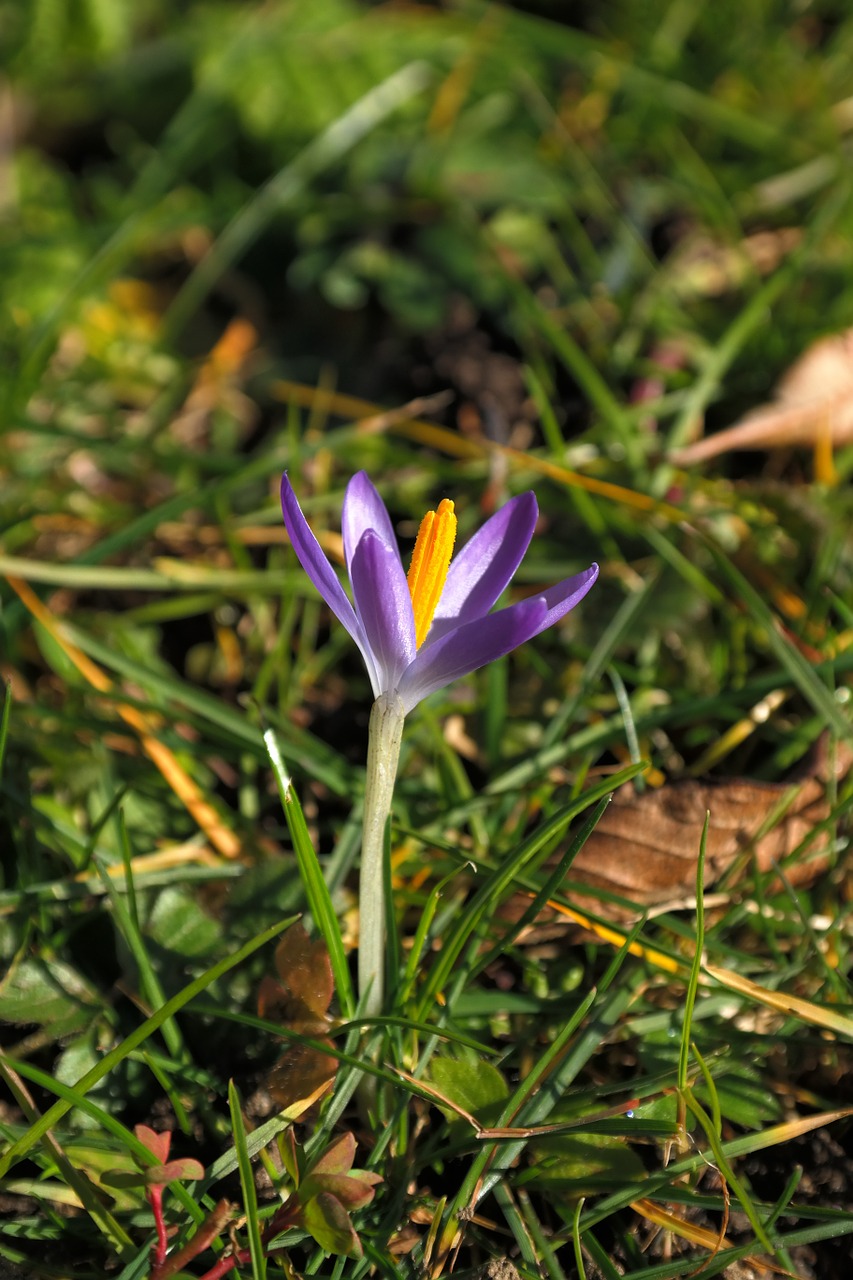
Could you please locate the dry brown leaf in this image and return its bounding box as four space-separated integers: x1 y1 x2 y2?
671 329 853 465
561 740 851 922
267 920 335 1032
259 922 338 1111
266 1041 338 1117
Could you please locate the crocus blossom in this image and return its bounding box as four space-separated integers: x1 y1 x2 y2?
280 471 598 714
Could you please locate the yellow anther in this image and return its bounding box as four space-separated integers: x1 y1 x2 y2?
407 498 457 648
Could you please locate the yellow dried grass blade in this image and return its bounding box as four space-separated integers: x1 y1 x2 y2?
687 688 788 775
271 379 686 522
747 1107 853 1149
5 576 241 860
272 379 460 445
630 1198 732 1251
814 420 838 485
630 1200 792 1276
705 963 853 1039
539 896 685 975
80 843 222 881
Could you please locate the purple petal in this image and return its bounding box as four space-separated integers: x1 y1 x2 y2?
536 563 600 628
398 598 547 712
342 472 401 582
281 474 380 690
281 474 361 635
350 530 417 695
426 492 539 643
397 563 599 712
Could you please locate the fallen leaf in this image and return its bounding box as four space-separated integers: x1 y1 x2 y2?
262 920 334 1033
267 1041 338 1116
557 740 850 923
671 329 853 465
260 922 338 1112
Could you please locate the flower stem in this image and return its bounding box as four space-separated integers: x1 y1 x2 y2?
358 691 405 1018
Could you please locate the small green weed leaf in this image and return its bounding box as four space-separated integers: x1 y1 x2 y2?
696 1067 783 1128
101 1168 149 1190
525 1134 646 1197
277 1127 300 1187
226 859 304 936
0 957 100 1037
53 1033 123 1128
32 619 79 683
302 1191 362 1258
64 1138 144 1209
146 886 220 958
429 1057 509 1121
629 1094 679 1125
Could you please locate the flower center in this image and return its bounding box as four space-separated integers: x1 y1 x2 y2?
407 498 457 648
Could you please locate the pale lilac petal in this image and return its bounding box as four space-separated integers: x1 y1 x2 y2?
281 474 380 691
426 492 538 644
350 531 416 694
342 472 400 581
397 563 599 712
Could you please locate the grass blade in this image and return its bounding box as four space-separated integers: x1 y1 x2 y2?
0 917 295 1178
264 727 355 1019
228 1080 267 1280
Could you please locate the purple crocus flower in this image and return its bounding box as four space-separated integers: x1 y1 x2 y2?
280 471 598 714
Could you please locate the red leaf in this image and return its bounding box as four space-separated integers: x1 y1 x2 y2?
310 1132 356 1177
147 1157 205 1185
134 1125 171 1165
301 1172 380 1211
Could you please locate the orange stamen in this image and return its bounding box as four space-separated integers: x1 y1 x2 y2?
407 498 457 648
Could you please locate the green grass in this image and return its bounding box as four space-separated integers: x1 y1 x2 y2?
2 1 853 1277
